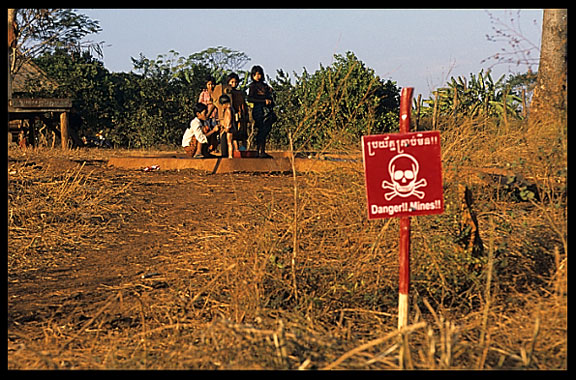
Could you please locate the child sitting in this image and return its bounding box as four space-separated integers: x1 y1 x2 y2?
182 102 219 158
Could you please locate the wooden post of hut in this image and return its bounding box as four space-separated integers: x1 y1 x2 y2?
60 111 69 149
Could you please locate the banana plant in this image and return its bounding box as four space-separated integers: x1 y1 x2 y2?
422 69 524 121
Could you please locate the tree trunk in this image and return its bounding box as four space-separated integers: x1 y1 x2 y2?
529 9 567 125
8 8 16 100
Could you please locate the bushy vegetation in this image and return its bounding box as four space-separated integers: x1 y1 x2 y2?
32 48 210 148
26 48 401 150
25 46 535 152
417 69 536 130
269 52 400 150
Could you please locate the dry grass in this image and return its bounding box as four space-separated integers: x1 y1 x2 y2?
7 115 567 369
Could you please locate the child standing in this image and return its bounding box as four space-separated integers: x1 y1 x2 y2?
247 65 277 158
198 76 217 120
182 103 219 158
218 94 238 158
226 72 249 151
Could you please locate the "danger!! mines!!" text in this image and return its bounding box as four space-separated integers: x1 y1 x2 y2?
370 199 442 217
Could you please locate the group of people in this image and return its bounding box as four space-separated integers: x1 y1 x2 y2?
182 65 277 159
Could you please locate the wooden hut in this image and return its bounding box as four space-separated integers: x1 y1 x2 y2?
8 58 73 149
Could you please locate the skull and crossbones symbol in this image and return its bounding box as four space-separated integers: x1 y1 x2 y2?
382 153 427 200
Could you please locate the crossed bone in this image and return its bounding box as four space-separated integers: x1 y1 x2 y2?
382 178 427 200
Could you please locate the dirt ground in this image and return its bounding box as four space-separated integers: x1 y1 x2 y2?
7 147 567 370
8 148 367 369
8 149 304 368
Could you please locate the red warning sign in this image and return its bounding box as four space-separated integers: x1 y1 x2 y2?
362 131 444 219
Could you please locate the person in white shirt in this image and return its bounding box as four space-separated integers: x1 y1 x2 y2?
182 103 219 158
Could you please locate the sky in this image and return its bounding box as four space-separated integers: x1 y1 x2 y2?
80 8 543 98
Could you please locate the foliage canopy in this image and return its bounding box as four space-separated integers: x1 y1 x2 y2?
30 48 400 150
270 52 400 150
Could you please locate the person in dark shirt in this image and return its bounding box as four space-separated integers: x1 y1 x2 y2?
227 72 249 151
246 65 277 158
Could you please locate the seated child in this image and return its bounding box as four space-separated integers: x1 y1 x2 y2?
182 102 219 158
218 94 238 158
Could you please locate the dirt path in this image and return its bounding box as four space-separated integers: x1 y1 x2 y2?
8 155 299 368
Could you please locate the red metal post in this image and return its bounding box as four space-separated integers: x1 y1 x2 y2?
399 87 413 134
398 87 413 329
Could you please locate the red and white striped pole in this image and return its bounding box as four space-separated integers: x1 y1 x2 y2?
398 87 413 330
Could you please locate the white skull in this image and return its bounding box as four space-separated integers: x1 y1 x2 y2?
389 154 419 196
381 153 427 200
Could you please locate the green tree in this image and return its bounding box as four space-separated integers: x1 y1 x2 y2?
10 9 102 76
31 47 403 150
33 49 116 135
270 52 400 151
186 45 251 84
